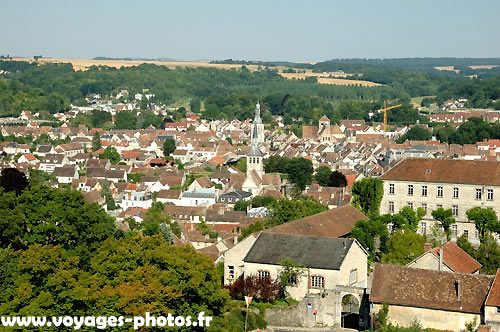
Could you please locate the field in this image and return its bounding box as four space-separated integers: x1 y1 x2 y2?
279 70 382 86
10 57 261 72
8 57 382 87
434 66 460 73
469 65 499 69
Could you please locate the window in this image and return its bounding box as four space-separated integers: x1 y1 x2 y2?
228 266 234 279
476 188 482 200
421 203 427 212
453 187 459 199
407 202 413 209
488 189 494 201
421 185 428 197
311 275 325 288
258 270 270 280
420 222 427 235
289 274 297 286
452 205 458 217
389 184 395 195
437 186 443 198
408 185 414 196
389 201 394 213
475 230 479 239
463 230 469 238
437 204 443 209
349 270 358 285
452 224 458 237
497 306 500 314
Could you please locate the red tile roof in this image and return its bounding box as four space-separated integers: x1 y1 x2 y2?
371 264 494 314
486 270 500 306
266 205 367 238
381 158 500 186
432 241 481 274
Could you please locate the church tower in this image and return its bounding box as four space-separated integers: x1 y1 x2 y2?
252 102 265 144
247 124 264 179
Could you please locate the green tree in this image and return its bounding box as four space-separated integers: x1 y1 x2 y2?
466 207 500 240
190 98 201 113
266 196 327 227
99 146 120 164
286 157 313 191
431 208 455 235
162 138 176 157
352 178 384 216
396 126 432 143
235 158 247 173
92 131 102 152
328 170 347 187
0 185 116 263
381 231 425 265
0 168 29 195
314 166 331 186
114 110 137 129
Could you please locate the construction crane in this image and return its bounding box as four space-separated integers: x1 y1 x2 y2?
378 102 402 132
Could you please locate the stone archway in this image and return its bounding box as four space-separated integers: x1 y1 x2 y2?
341 294 360 329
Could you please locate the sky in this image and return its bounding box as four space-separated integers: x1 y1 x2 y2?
1 0 499 62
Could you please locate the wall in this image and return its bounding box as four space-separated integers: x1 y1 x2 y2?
485 305 500 331
338 241 368 288
373 303 480 331
381 180 500 243
407 252 453 272
223 234 259 285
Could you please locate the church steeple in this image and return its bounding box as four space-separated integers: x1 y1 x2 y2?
252 102 264 143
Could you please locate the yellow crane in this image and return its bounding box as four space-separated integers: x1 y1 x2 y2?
378 102 402 132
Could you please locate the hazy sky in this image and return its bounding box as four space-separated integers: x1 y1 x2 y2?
1 0 499 62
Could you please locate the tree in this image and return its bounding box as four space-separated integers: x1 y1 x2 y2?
190 98 201 113
467 207 500 240
381 231 425 265
0 185 116 263
92 131 102 152
328 170 347 187
396 126 432 143
352 178 384 216
351 217 389 261
279 258 306 296
162 138 176 157
114 110 137 129
431 208 455 235
266 196 327 227
99 146 120 164
314 166 331 187
286 157 313 191
0 168 29 195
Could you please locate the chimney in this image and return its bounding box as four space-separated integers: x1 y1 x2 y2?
439 246 444 271
455 280 461 302
424 242 432 252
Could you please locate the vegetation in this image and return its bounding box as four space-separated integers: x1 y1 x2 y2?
466 207 500 240
396 126 432 143
352 177 384 216
162 138 176 157
264 156 313 190
381 232 426 265
99 146 120 164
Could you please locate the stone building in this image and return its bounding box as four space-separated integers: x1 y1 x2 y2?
380 158 500 244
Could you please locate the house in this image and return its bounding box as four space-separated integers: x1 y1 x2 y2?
54 143 84 157
53 166 79 184
218 190 252 204
380 158 500 244
485 270 500 330
35 144 54 157
39 154 69 173
86 168 127 183
370 264 494 331
17 153 38 165
407 241 481 274
225 232 368 301
156 189 182 205
180 188 217 207
188 176 215 191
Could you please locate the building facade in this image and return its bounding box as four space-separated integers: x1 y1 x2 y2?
380 158 500 244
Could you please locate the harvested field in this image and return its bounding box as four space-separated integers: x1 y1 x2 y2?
469 65 499 69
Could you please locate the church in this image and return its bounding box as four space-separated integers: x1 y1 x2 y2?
302 115 344 142
241 103 281 197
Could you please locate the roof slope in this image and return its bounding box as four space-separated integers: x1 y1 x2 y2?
380 158 500 186
486 270 500 306
432 241 481 274
370 264 494 314
266 205 367 238
244 233 353 270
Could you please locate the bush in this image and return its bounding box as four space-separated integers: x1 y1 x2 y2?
225 275 281 302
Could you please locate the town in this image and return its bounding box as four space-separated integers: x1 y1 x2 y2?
2 77 500 331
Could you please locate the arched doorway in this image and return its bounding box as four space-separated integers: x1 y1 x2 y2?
341 294 360 329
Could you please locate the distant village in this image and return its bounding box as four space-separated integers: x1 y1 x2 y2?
4 92 500 331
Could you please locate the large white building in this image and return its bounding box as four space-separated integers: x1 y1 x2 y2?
380 158 500 244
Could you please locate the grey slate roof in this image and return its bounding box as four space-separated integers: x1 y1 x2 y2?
244 233 353 270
